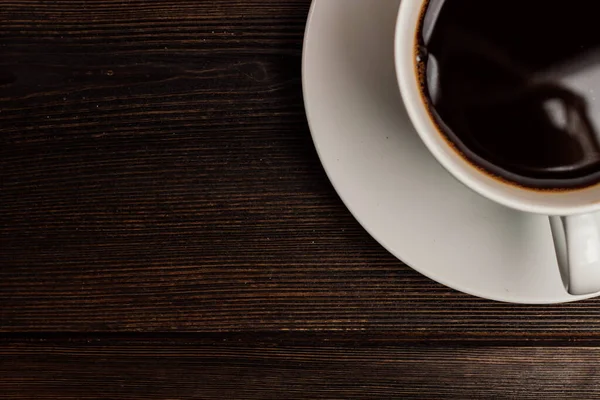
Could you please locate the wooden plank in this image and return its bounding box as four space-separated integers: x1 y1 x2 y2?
1 337 598 399
4 0 600 336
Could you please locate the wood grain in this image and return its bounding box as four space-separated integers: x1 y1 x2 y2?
4 1 600 398
4 0 600 338
1 337 599 399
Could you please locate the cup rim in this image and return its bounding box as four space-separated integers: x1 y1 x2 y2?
393 0 600 216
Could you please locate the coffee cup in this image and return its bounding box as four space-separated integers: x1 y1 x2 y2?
395 0 600 295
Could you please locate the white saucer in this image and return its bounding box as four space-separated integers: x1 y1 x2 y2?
302 0 597 304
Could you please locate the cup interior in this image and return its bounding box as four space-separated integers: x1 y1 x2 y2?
394 0 600 216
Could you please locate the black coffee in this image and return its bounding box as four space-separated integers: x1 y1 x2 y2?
417 0 600 190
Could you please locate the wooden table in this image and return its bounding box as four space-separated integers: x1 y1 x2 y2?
2 1 600 398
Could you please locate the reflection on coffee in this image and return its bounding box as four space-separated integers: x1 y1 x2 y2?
417 0 600 189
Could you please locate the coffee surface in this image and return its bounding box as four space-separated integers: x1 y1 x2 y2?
418 0 600 189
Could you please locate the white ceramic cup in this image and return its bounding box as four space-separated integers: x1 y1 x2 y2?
395 0 600 296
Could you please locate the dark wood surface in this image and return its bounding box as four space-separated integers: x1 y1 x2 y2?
2 0 600 398
3 336 599 400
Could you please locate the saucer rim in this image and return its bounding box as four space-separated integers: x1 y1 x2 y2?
301 0 595 304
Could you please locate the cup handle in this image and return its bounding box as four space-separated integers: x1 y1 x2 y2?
550 213 600 295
